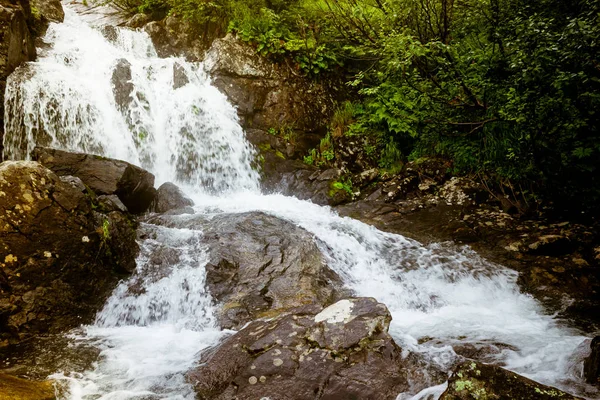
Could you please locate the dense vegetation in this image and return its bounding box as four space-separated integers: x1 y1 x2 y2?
113 0 600 214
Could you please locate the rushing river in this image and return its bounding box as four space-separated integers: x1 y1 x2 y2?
3 5 597 399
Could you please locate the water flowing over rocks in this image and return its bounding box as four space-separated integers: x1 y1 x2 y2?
0 0 36 161
0 161 137 346
148 211 343 329
1 6 597 399
32 147 157 214
187 298 410 400
441 361 583 399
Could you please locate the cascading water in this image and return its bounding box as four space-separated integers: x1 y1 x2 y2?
3 5 598 400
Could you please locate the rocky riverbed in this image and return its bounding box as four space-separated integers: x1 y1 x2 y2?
0 2 599 399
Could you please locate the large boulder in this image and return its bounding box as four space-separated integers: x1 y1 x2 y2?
29 0 64 35
0 373 54 400
585 336 600 386
142 16 207 61
440 361 582 399
187 298 409 400
150 182 194 214
0 161 137 346
32 147 157 213
0 0 36 161
147 211 343 329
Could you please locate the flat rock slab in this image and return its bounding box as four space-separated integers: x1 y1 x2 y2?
32 147 156 213
187 298 409 400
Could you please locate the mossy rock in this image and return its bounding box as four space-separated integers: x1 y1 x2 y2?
441 361 582 399
0 373 55 400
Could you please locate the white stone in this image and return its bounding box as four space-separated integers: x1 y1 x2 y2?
314 299 354 324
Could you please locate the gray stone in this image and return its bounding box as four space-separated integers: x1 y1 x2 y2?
147 211 343 329
32 147 156 214
150 182 193 214
187 298 410 400
111 58 133 112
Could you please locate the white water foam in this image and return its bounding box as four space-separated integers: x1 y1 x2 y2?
3 7 259 193
3 5 597 400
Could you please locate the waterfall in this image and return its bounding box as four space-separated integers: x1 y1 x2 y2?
3 6 595 400
3 8 259 193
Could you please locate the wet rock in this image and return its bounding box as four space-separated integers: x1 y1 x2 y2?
204 33 335 136
126 13 151 29
187 298 409 400
440 361 582 399
148 211 342 328
111 58 133 111
259 153 346 206
173 62 189 89
30 0 64 24
150 182 193 214
143 17 206 60
143 22 172 58
97 194 128 213
526 234 573 256
585 336 600 386
0 161 137 345
0 373 54 400
0 0 36 161
32 147 157 214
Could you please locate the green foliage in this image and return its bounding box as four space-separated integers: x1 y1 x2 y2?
337 0 600 210
330 177 354 198
102 219 110 241
304 133 335 167
30 5 41 19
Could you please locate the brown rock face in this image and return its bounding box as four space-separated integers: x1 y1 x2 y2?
0 373 54 400
0 0 36 161
440 361 582 399
147 211 343 329
585 336 600 386
32 147 157 214
0 161 137 345
204 34 335 153
187 298 409 400
29 0 64 35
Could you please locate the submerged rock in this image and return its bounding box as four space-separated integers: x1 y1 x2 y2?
150 182 193 214
111 58 134 112
187 298 409 400
440 361 582 399
147 211 343 328
0 373 54 400
0 161 137 345
585 336 600 386
32 147 156 213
